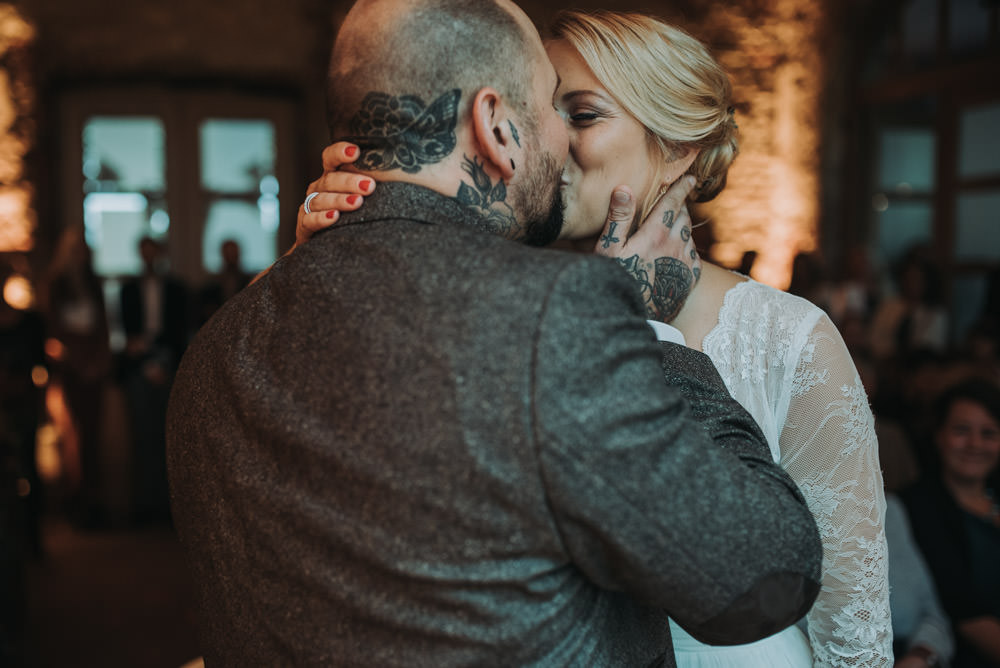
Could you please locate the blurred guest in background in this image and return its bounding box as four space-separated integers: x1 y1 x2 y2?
119 236 188 524
196 239 252 327
787 250 832 314
870 244 949 362
41 225 112 527
956 270 1000 386
960 317 1000 384
885 493 955 667
901 378 1000 668
827 244 879 338
984 267 1000 331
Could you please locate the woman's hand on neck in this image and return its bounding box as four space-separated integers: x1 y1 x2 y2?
585 180 703 322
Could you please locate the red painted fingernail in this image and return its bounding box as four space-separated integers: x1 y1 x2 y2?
360 179 373 192
344 145 358 158
326 210 336 219
347 195 360 205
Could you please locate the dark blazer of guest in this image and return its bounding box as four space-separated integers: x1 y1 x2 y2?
45 268 111 380
901 477 997 622
166 183 822 668
119 271 189 370
901 476 1000 667
195 269 253 327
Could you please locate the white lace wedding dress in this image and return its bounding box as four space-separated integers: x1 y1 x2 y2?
666 279 892 667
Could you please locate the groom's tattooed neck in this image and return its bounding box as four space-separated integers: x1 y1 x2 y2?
614 254 693 322
344 89 460 174
454 154 521 240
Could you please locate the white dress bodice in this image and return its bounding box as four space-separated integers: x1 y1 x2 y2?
670 280 892 668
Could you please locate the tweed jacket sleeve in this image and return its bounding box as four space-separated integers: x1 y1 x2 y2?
531 257 822 646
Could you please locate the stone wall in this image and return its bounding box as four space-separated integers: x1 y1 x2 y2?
0 3 34 254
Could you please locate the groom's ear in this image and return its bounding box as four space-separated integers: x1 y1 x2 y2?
469 87 517 182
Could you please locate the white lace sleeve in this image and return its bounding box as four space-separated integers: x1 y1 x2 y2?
779 314 892 667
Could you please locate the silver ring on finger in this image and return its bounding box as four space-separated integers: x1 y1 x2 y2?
303 192 320 215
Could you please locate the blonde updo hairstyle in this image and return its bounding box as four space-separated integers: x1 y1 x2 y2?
549 10 739 222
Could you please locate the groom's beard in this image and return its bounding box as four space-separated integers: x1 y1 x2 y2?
518 151 565 248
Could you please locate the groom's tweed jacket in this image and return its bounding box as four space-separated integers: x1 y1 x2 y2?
167 183 821 667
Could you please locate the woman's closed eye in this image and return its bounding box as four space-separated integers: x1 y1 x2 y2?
569 112 600 126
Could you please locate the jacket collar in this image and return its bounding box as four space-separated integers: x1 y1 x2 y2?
335 181 491 233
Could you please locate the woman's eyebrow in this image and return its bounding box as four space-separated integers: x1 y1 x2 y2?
562 88 607 100
560 89 615 105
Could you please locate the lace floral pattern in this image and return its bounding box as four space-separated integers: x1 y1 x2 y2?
702 280 891 667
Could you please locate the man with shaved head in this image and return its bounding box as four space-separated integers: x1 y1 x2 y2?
167 1 821 665
325 0 567 246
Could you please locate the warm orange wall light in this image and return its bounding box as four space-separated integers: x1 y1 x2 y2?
696 1 825 290
0 4 35 253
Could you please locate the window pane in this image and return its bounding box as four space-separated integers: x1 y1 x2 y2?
902 0 938 64
955 190 1000 261
959 103 1000 179
950 0 991 57
877 201 933 265
82 117 167 276
83 193 151 276
82 116 165 192
200 119 276 193
202 200 276 273
879 129 935 192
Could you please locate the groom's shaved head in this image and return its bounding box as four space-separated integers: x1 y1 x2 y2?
326 0 539 159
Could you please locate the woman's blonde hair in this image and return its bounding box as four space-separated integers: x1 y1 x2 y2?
549 10 738 220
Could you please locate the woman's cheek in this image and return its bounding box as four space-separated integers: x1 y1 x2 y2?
582 190 611 236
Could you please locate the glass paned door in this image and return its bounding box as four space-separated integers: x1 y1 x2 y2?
199 119 278 274
81 116 167 276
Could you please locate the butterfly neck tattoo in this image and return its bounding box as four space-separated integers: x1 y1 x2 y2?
346 89 460 173
346 88 523 241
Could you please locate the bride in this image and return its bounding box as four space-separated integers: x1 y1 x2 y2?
294 9 891 667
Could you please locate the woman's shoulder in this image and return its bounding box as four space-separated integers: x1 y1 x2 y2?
700 277 825 386
703 278 834 394
731 277 825 309
719 278 827 336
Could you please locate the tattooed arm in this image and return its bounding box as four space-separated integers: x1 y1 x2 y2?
594 177 701 323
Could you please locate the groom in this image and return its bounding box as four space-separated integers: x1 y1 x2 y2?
166 1 821 666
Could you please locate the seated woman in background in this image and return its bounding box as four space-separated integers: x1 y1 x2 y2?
901 378 1000 668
